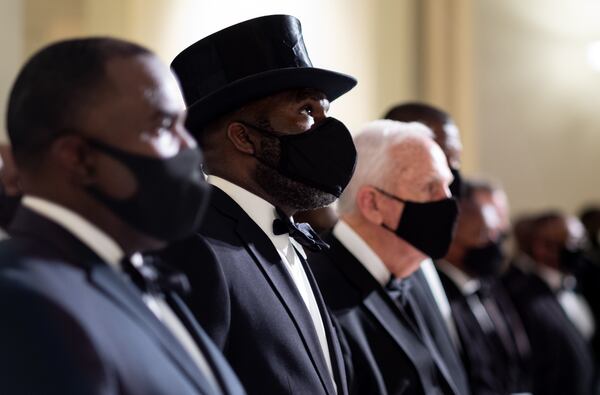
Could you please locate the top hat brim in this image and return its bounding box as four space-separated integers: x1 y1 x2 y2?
184 67 357 134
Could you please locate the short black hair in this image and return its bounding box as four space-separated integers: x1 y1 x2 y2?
6 37 151 169
383 102 450 125
461 178 497 202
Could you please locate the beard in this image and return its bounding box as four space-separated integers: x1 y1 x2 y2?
254 134 337 211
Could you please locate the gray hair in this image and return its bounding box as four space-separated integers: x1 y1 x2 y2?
337 119 434 216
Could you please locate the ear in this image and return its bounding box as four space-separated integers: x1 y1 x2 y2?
50 135 95 186
356 185 385 225
226 122 257 155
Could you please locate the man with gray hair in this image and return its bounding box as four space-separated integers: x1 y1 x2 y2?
309 120 462 395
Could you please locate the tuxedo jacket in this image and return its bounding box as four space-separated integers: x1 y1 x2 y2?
502 265 595 395
308 234 460 395
0 207 244 395
162 187 349 395
405 268 470 395
438 270 531 395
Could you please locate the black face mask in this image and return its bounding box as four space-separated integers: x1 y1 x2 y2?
85 139 210 242
463 241 506 278
559 247 586 274
375 187 459 259
449 167 463 199
240 117 357 197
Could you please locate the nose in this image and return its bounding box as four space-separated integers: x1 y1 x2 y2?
175 123 197 150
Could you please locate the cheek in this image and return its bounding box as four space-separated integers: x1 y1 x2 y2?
383 202 405 228
93 155 138 199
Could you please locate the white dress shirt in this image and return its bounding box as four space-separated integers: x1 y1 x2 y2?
535 264 595 340
21 195 220 391
420 259 462 350
208 176 336 390
333 220 390 286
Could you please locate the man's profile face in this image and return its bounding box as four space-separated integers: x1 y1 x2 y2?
378 138 453 261
79 54 195 200
246 88 341 210
257 89 330 134
534 216 585 269
391 139 453 204
454 192 501 250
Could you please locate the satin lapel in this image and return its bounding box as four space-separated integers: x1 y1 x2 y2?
407 294 460 395
167 292 244 395
235 216 336 395
411 270 466 395
89 263 218 395
326 237 448 389
9 207 216 395
295 248 348 395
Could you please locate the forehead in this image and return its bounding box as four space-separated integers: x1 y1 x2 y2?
102 55 184 112
254 88 328 110
392 138 450 182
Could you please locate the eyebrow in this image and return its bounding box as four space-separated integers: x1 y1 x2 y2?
150 109 180 123
294 89 328 103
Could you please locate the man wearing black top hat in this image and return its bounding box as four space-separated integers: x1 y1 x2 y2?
163 15 357 395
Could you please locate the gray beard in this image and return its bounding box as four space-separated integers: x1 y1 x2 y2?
254 135 337 211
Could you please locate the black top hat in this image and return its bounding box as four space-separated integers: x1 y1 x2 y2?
171 14 357 134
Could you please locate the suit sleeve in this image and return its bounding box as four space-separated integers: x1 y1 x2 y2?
160 234 232 350
0 275 115 394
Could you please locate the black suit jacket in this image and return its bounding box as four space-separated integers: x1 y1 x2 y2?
0 207 245 395
502 265 595 395
438 269 532 395
308 234 460 395
162 187 349 395
406 268 470 395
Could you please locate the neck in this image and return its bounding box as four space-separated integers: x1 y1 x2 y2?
210 169 297 217
444 242 468 272
23 184 162 255
343 214 422 278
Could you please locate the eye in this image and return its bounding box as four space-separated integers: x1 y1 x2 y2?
159 116 175 130
301 104 313 115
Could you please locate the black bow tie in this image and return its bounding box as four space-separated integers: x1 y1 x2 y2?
385 276 412 307
120 255 191 295
272 208 330 252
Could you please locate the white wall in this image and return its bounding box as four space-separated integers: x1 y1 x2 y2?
0 0 23 143
474 0 600 215
0 0 418 139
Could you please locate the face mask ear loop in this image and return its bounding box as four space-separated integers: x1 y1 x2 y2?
371 185 406 233
371 186 407 204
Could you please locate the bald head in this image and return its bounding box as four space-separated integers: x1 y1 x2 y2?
384 102 462 169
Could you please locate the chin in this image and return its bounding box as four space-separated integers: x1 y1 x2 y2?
255 163 337 210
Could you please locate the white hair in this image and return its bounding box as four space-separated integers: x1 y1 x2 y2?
337 119 434 216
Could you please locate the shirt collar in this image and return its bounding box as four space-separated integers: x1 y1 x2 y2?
437 260 481 295
535 264 565 292
208 176 306 259
333 220 391 286
22 195 125 270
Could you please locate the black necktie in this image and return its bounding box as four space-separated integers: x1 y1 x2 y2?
385 276 421 331
272 208 330 252
120 255 191 295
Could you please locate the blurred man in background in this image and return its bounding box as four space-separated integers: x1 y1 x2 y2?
437 180 532 395
504 212 595 395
